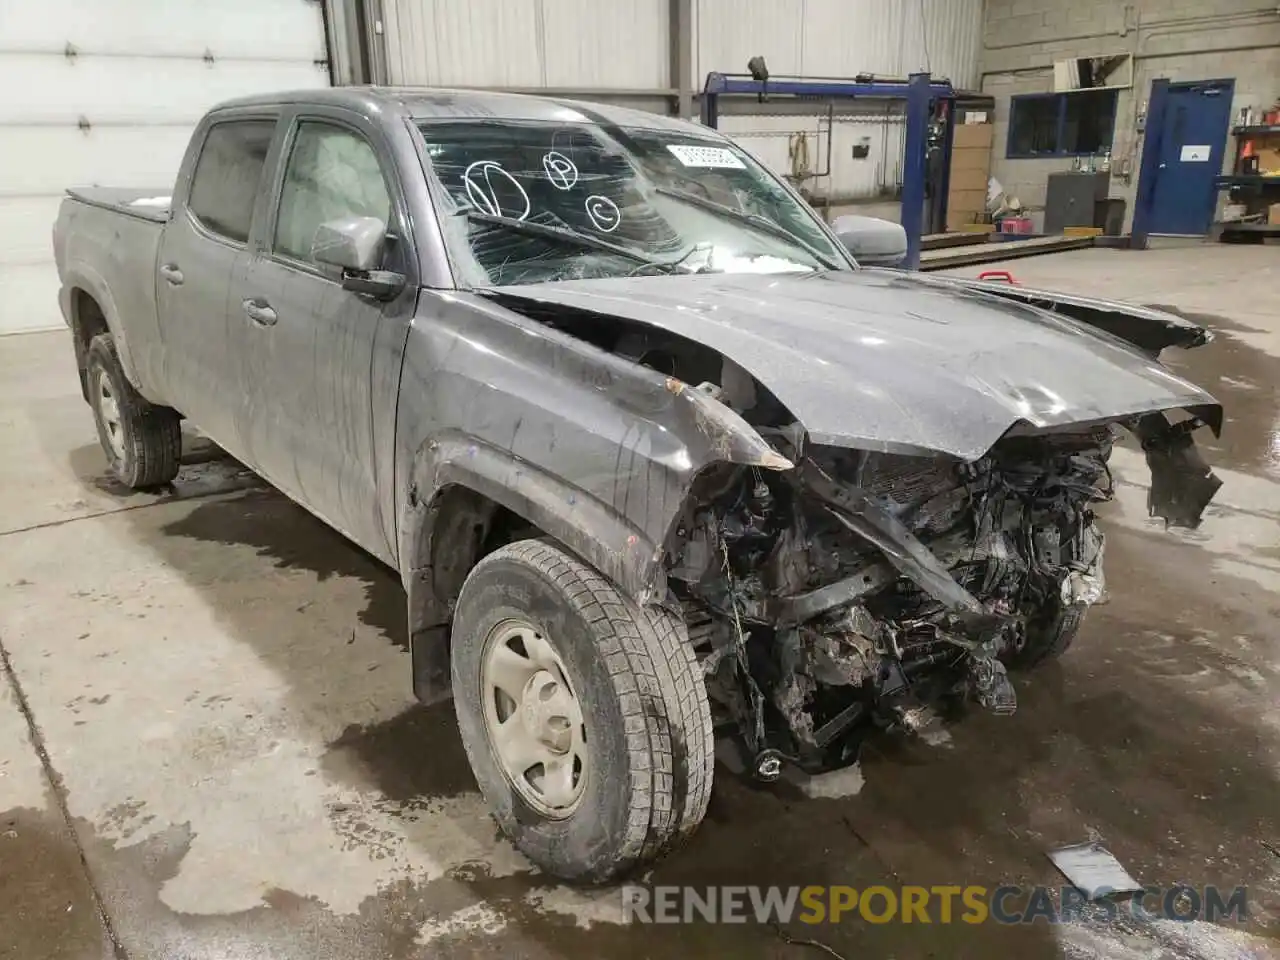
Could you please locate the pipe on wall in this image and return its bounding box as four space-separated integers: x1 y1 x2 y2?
982 5 1274 52
1133 42 1280 61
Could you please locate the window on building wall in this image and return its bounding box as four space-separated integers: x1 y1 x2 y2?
1007 89 1118 157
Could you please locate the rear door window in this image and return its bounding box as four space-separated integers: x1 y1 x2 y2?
187 120 276 244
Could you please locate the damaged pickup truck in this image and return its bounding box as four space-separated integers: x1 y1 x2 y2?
53 87 1222 883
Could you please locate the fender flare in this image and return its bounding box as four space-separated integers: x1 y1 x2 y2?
62 260 142 389
399 435 667 704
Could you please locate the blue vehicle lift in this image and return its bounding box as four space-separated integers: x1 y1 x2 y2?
700 72 957 270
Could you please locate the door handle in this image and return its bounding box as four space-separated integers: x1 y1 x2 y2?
242 298 278 327
159 263 184 285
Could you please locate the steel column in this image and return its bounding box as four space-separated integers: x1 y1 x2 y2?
933 97 956 236
670 0 694 119
900 72 932 270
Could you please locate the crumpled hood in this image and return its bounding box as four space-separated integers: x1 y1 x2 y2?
490 270 1222 460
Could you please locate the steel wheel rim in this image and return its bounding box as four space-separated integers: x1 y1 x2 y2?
96 371 125 460
480 618 588 818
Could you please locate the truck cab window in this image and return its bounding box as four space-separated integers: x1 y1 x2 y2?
187 120 276 244
274 122 393 267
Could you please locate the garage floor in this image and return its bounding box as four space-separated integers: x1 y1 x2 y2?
2 245 1278 960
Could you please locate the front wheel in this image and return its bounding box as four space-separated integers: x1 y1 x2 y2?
451 539 714 883
1005 601 1088 669
86 334 181 489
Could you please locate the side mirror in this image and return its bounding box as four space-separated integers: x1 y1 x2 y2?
312 215 406 301
312 215 385 272
831 215 908 267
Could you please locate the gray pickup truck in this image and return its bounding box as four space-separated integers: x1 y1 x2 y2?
53 87 1223 883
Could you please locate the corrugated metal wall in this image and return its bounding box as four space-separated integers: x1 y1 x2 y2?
379 0 983 200
692 0 981 86
692 0 983 201
381 0 982 91
382 0 671 88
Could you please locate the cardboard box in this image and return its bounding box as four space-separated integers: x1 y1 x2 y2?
948 166 989 193
947 187 987 209
950 147 990 172
1256 146 1280 175
946 209 980 229
1269 202 1280 225
952 123 994 149
946 188 988 231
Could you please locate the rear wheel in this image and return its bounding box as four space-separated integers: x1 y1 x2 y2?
451 538 714 883
87 334 181 489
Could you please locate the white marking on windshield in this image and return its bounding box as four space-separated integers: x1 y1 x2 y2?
541 151 579 191
585 195 621 233
463 160 530 220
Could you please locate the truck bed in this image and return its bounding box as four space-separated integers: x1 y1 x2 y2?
55 190 170 402
65 187 172 223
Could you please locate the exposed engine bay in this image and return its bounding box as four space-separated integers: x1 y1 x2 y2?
666 422 1121 776
659 379 1220 780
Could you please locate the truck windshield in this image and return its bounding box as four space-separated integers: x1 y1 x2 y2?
415 118 852 287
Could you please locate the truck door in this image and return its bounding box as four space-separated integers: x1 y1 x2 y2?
233 109 415 563
156 116 278 450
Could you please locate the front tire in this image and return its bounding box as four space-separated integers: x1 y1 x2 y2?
86 334 181 489
1006 601 1087 668
451 538 714 883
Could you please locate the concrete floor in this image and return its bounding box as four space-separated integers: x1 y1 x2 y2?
2 245 1279 960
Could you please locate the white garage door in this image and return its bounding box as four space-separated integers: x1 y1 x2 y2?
0 0 329 335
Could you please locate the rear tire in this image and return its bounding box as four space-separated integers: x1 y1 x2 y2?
87 334 181 489
451 538 714 883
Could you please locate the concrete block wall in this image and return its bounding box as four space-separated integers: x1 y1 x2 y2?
978 0 1280 232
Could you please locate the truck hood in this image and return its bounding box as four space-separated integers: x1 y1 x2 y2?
488 270 1222 460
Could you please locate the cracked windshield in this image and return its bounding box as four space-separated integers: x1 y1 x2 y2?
417 118 849 285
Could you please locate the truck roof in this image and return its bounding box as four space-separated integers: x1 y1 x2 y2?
213 86 713 135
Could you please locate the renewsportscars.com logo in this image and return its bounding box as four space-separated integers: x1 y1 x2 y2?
620 884 1250 925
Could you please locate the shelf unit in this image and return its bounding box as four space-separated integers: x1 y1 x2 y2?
1215 174 1280 187
1232 124 1280 137
1215 120 1280 241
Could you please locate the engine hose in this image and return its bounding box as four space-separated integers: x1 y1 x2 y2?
904 648 960 675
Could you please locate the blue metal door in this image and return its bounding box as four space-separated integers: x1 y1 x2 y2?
1147 80 1233 235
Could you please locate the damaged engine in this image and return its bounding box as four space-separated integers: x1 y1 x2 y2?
667 422 1117 776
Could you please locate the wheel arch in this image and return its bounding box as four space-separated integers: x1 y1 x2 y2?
64 266 139 400
400 435 667 704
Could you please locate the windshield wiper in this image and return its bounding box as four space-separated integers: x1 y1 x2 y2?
459 210 671 270
653 187 842 271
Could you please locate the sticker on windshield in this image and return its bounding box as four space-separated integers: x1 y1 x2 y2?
666 144 746 170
